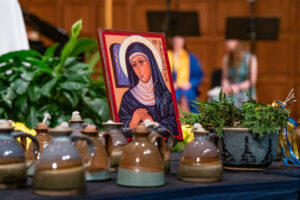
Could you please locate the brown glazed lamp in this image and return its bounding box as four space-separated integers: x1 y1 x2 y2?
101 120 128 171
179 125 223 182
117 124 165 187
81 124 112 181
146 121 176 173
27 113 52 176
33 122 94 196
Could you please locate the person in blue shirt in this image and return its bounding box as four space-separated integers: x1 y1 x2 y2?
168 36 204 113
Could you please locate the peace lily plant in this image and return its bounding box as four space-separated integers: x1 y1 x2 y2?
0 20 109 128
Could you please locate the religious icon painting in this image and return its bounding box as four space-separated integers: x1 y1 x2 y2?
97 30 183 141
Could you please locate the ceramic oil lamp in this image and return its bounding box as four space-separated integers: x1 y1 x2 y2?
27 113 52 176
117 124 165 187
69 111 84 137
179 124 223 182
33 122 94 196
145 120 176 174
81 124 111 181
0 120 39 189
101 120 128 170
69 111 89 163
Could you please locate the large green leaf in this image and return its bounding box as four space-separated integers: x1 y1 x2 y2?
28 85 41 102
63 91 79 107
41 78 57 97
44 43 59 59
6 71 19 82
21 70 34 81
2 88 15 108
15 94 28 114
0 81 6 94
0 50 41 63
0 107 5 116
70 38 97 57
87 52 100 70
65 73 90 83
84 97 109 121
11 78 30 95
64 57 78 67
55 19 82 74
27 107 39 129
60 81 87 90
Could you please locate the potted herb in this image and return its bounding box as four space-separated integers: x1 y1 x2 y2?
182 91 290 170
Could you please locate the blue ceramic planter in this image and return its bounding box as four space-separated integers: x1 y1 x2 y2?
219 128 279 170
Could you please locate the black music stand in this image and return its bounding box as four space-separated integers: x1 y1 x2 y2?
226 17 280 41
147 11 200 37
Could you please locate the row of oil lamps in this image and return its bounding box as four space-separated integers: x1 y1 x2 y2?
0 111 223 196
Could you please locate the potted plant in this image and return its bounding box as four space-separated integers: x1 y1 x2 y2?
0 20 109 128
182 91 290 170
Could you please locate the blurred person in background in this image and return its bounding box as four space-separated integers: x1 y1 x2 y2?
168 36 203 113
221 39 257 107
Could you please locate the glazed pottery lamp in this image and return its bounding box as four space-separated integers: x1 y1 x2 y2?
117 124 165 187
101 120 128 171
33 122 94 196
179 124 223 182
0 120 39 189
81 124 111 181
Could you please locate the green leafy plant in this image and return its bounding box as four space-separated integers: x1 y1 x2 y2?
181 91 289 137
239 99 289 137
181 91 242 135
0 19 109 128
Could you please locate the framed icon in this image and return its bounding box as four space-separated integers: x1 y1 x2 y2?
97 30 182 140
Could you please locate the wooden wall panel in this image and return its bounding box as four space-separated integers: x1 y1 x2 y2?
113 0 130 30
255 40 292 77
256 0 292 33
61 0 96 37
215 0 249 34
96 0 105 30
256 79 294 104
23 0 58 25
131 0 165 32
20 0 60 45
296 41 300 76
18 0 300 120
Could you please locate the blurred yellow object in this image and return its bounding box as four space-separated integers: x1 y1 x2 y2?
12 122 36 149
287 121 296 133
181 125 194 143
271 101 280 108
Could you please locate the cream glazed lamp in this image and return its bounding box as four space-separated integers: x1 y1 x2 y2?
178 123 223 182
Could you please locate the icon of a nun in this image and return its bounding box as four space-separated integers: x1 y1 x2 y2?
118 36 178 136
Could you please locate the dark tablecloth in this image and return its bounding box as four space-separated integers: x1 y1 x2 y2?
263 161 300 178
1 153 299 200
